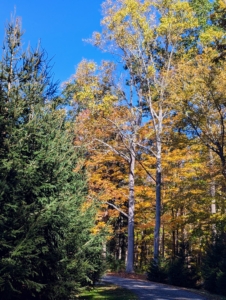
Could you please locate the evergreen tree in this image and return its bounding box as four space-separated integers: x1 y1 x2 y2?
0 18 104 300
202 233 226 296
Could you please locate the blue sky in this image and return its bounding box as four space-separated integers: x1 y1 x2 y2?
0 0 108 85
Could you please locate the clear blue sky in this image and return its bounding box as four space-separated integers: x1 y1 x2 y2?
0 0 109 85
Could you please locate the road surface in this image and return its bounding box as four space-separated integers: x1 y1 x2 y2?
102 275 207 300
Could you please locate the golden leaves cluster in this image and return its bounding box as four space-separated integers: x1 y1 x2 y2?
73 59 118 114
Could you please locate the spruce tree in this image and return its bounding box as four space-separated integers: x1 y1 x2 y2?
202 234 226 296
0 18 104 300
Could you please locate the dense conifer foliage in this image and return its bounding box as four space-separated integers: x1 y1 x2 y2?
0 19 104 299
202 234 226 296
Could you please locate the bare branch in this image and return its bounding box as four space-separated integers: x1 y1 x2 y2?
106 202 128 218
94 138 130 162
136 159 156 183
136 142 157 157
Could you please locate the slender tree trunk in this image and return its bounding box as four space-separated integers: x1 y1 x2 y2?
162 223 165 258
102 241 107 259
140 231 145 268
119 244 122 260
172 230 175 259
176 228 179 255
172 208 175 258
153 142 162 264
209 149 217 237
210 184 216 214
126 141 135 273
209 149 216 214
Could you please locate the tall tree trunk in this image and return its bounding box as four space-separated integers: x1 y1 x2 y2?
126 141 135 273
209 149 217 237
153 142 162 264
176 228 179 255
172 229 176 259
162 223 165 258
209 149 216 214
172 208 176 258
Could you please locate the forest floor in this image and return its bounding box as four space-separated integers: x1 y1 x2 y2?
106 272 226 300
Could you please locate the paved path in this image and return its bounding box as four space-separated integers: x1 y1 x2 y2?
102 275 207 300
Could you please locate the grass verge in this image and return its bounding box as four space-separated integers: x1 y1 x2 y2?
77 283 138 300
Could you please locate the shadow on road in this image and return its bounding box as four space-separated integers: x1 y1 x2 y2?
103 275 207 300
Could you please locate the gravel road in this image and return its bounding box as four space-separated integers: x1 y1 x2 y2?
102 275 207 300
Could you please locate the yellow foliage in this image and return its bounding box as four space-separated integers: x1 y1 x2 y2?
200 27 225 45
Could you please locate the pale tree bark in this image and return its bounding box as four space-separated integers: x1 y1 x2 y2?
154 154 162 263
209 149 217 236
126 139 136 273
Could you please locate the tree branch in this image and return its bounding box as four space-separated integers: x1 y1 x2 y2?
105 202 128 218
